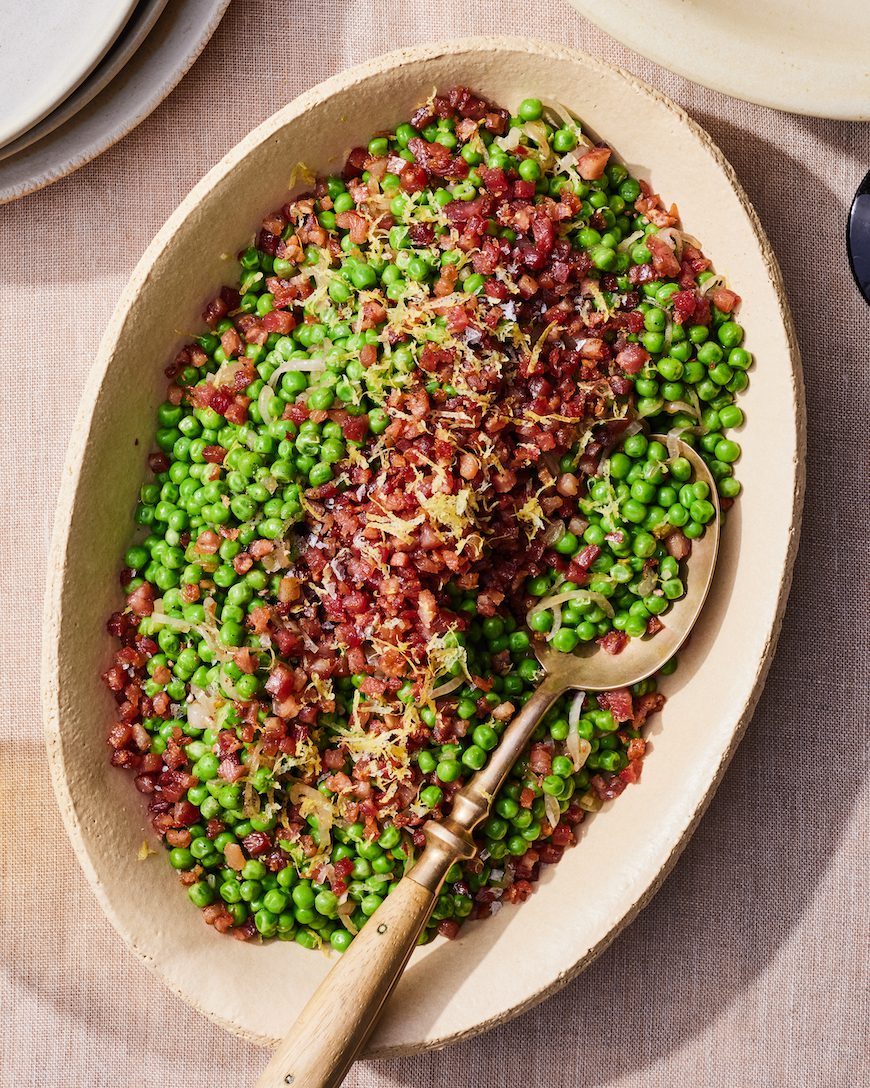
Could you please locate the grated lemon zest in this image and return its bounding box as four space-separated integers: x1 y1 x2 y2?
288 161 317 191
137 841 155 861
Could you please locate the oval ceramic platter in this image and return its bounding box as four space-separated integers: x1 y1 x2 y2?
568 0 870 120
43 39 804 1057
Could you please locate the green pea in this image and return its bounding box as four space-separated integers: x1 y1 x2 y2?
286 882 312 910
643 307 666 332
697 341 723 366
667 503 689 527
483 816 508 840
539 774 562 796
416 747 438 775
551 628 579 653
349 263 378 290
461 143 483 165
719 476 742 498
238 879 260 906
709 362 733 385
493 796 518 821
718 405 744 429
358 893 382 918
307 387 334 412
252 908 275 935
125 544 150 570
188 882 215 908
621 498 647 524
473 724 498 751
714 438 741 463
545 754 571 779
727 347 752 371
431 758 459 783
630 479 656 503
727 371 749 394
612 176 638 203
640 593 666 617
554 531 580 556
308 462 333 487
619 612 643 637
218 880 243 905
518 97 543 121
590 245 617 271
657 355 684 382
258 888 286 914
461 745 487 771
219 621 245 647
718 321 744 347
507 835 529 856
169 847 195 870
314 890 339 917
632 531 657 557
518 658 540 682
553 128 578 153
668 456 692 483
528 608 555 634
394 122 417 148
508 630 531 652
689 499 716 524
420 785 443 809
330 929 353 952
662 578 684 600
193 753 219 781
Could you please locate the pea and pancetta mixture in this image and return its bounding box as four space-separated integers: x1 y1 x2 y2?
103 87 746 950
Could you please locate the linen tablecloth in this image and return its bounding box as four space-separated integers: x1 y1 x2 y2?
2 2 867 1084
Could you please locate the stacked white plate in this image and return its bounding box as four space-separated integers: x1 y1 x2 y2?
0 0 231 204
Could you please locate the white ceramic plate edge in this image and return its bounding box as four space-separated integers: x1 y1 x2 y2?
0 0 139 148
569 0 870 120
0 0 231 205
0 0 171 162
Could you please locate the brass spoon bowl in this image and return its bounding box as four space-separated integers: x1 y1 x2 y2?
255 437 720 1088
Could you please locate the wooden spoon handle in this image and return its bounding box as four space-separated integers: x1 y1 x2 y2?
254 857 451 1088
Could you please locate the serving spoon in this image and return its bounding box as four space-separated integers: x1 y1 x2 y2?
255 437 720 1088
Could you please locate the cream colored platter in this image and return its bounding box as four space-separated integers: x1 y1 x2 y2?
569 0 870 120
42 38 804 1056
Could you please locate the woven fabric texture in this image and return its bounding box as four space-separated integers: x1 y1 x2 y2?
1 1 867 1085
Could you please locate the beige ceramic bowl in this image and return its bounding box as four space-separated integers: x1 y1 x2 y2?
43 38 804 1056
